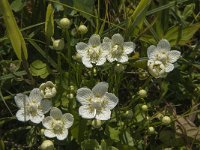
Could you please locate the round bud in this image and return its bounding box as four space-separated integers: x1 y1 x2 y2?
148 126 155 134
124 110 133 119
52 39 64 51
141 105 148 111
114 64 125 72
69 85 75 91
68 93 74 99
40 140 54 150
162 116 171 125
92 119 102 128
77 25 88 35
59 17 70 29
40 129 45 135
138 89 147 98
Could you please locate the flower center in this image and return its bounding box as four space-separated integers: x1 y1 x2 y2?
155 51 168 63
111 45 123 57
88 46 101 62
91 97 103 109
28 103 38 116
45 87 52 95
52 120 64 134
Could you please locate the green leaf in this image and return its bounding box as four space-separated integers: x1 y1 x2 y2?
107 126 120 142
0 139 5 150
182 3 195 19
81 139 100 150
45 4 54 40
11 0 25 12
164 23 200 46
30 60 49 78
0 0 28 60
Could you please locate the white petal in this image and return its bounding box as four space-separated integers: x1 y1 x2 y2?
30 111 44 124
101 42 110 52
96 57 106 66
95 109 111 120
147 45 156 58
14 93 28 108
44 129 56 138
76 88 93 105
167 50 181 63
92 82 108 97
29 88 42 102
111 33 124 45
42 116 54 129
79 105 96 119
165 63 174 72
41 99 52 114
82 57 93 68
103 37 111 43
157 39 170 51
16 109 29 122
62 113 74 128
76 42 88 56
104 93 118 109
107 54 115 62
56 128 68 140
88 34 101 46
50 107 62 120
123 42 135 54
117 54 128 63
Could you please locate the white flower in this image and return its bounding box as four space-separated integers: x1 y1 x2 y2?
42 107 74 140
104 33 135 63
15 88 52 124
39 81 57 98
147 39 181 73
75 34 109 68
147 60 167 78
76 82 119 120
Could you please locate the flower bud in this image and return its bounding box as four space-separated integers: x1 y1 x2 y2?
69 85 75 91
71 28 77 37
59 17 70 29
92 119 102 128
114 64 125 72
68 93 74 99
77 25 88 35
39 81 57 98
162 116 171 125
124 110 133 119
40 129 45 135
138 89 147 98
52 39 64 51
40 140 54 150
148 126 155 134
141 105 148 111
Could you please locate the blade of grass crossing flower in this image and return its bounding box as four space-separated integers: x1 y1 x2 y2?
0 0 28 60
126 0 151 37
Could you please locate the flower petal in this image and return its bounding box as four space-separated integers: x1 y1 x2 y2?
62 113 74 128
41 99 52 114
96 57 106 66
30 111 44 124
50 107 62 120
111 33 124 45
165 63 174 72
79 105 96 119
95 109 111 120
117 54 128 63
147 45 156 58
167 50 181 63
42 116 54 129
76 42 88 56
82 57 93 68
14 93 28 108
76 88 93 105
157 39 170 51
107 54 115 62
29 88 42 102
44 129 56 138
104 93 118 109
123 42 135 54
92 82 108 97
56 128 68 140
103 37 111 43
88 34 101 46
16 109 29 122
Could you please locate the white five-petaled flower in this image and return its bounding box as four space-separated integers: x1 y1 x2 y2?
104 33 135 63
147 39 181 78
42 107 74 140
39 81 57 99
75 34 109 68
15 88 52 124
76 82 119 120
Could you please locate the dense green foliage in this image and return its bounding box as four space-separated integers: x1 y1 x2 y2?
0 0 200 149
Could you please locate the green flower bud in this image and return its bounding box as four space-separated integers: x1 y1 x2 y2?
138 89 147 98
59 17 70 29
162 116 171 125
148 126 155 134
77 25 88 35
114 64 125 72
92 119 102 128
70 85 75 91
141 105 148 111
124 110 133 119
40 140 54 150
52 39 64 51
